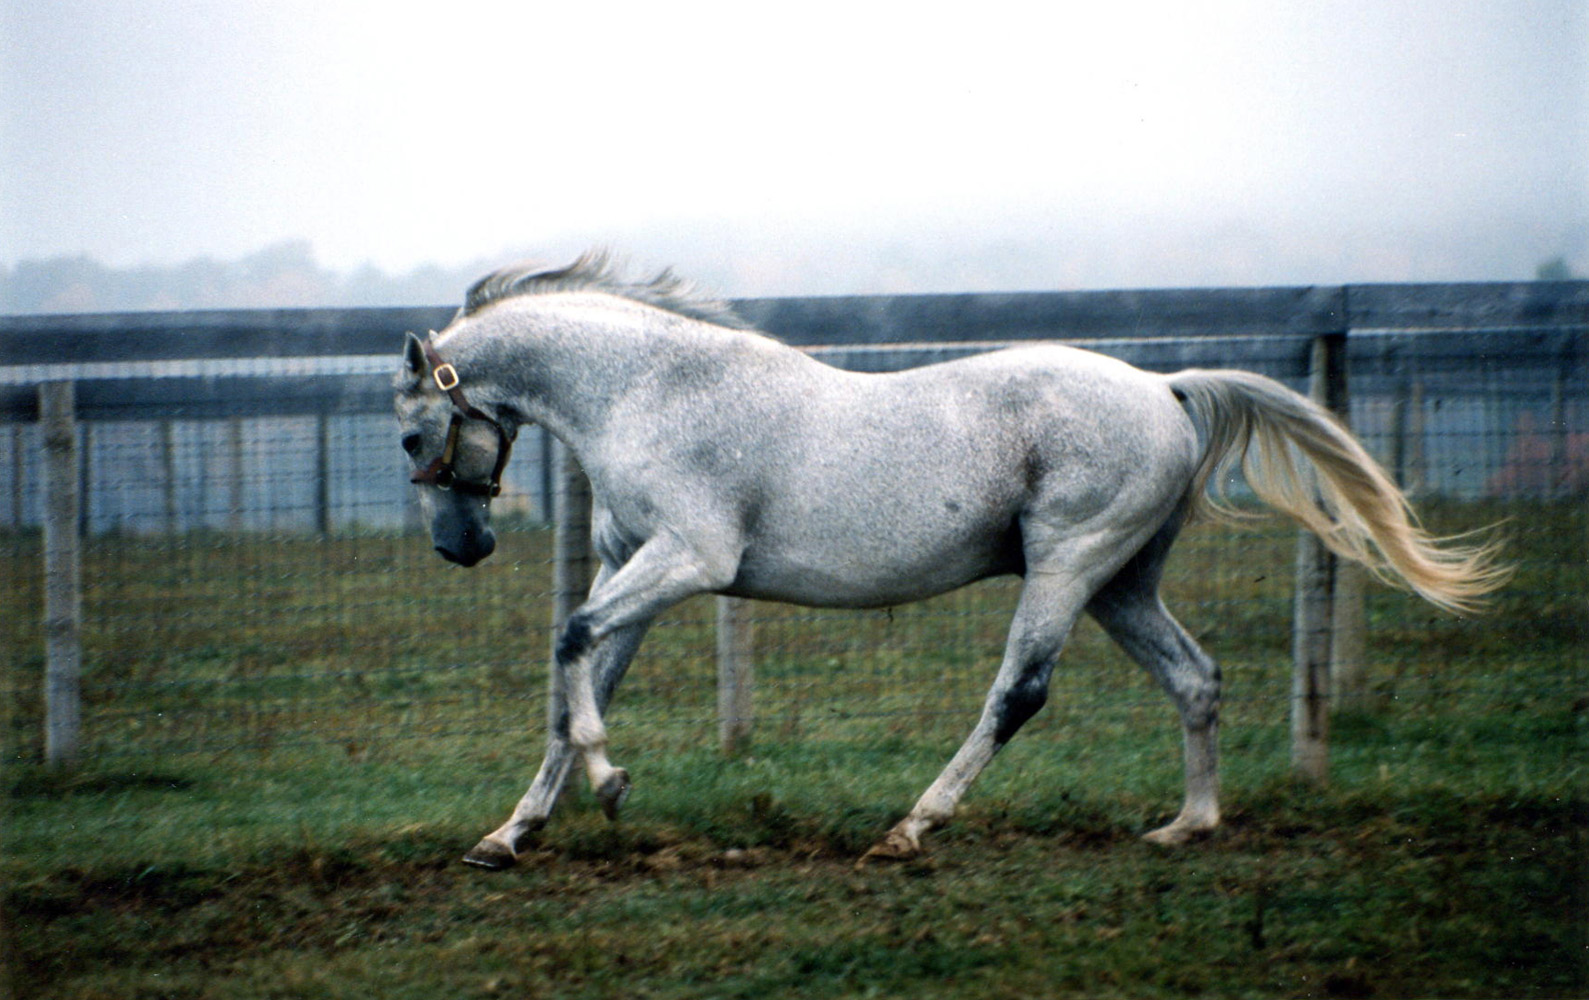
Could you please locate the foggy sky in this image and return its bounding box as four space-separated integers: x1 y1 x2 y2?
2 0 1585 298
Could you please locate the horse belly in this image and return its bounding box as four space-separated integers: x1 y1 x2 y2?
726 506 1022 608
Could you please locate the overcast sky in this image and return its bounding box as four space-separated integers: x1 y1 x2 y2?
3 0 1585 295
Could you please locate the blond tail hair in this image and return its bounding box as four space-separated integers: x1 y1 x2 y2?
1167 368 1511 614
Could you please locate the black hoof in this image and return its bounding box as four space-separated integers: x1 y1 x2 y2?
596 769 632 821
461 838 517 870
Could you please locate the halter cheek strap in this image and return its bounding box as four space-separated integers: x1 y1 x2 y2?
410 338 515 498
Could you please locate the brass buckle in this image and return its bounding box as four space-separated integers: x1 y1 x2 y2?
433 363 460 392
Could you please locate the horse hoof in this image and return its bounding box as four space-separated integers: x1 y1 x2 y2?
1142 820 1215 847
857 828 921 868
461 838 517 870
596 769 631 821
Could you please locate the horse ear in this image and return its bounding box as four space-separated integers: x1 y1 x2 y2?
403 332 429 380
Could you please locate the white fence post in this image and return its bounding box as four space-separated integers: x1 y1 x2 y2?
40 382 83 768
715 597 754 755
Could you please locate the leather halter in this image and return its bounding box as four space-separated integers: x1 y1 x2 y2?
409 338 514 498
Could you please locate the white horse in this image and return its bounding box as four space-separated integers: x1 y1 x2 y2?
393 253 1507 869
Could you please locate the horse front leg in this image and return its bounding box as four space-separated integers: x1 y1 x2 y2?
463 619 651 869
554 535 734 821
559 612 634 820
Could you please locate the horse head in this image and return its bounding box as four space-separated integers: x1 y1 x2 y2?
394 331 514 567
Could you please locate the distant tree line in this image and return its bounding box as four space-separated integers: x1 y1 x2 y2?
4 239 1580 316
0 240 492 314
1535 256 1580 282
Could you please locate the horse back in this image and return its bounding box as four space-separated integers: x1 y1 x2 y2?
619 343 1196 607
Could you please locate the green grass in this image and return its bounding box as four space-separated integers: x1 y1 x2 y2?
2 500 1585 998
5 737 1583 999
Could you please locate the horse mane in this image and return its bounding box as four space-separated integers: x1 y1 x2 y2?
461 249 753 329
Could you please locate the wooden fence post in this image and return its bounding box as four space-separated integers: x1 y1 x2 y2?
1551 365 1568 497
1330 563 1367 710
549 441 593 751
1330 338 1370 709
10 424 23 529
77 423 92 538
1291 530 1333 782
716 597 755 755
315 414 332 537
1291 332 1347 782
158 420 179 535
40 382 82 768
227 417 245 531
1391 371 1426 497
550 441 594 638
538 428 555 526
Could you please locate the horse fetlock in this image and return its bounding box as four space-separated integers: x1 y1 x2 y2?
1179 694 1220 731
569 717 607 752
502 817 548 853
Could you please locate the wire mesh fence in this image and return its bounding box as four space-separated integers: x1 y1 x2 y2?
2 285 1584 771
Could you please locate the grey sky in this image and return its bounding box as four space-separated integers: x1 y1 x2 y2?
2 0 1585 295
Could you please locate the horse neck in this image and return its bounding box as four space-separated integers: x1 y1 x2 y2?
444 301 698 450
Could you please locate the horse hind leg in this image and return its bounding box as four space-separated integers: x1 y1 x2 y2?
1088 565 1222 845
863 571 1090 863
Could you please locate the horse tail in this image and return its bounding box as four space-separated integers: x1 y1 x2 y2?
1165 368 1510 614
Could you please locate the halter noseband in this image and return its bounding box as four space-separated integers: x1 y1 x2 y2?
409 338 514 498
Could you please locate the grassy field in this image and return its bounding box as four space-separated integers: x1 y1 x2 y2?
3 501 1585 998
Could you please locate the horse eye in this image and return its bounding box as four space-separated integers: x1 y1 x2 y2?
401 433 423 455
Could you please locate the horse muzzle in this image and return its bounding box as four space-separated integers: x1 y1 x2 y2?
429 505 497 567
434 527 496 566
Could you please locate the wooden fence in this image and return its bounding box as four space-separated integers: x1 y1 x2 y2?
4 280 1586 771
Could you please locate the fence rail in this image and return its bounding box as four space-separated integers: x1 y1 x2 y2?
4 280 1585 773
